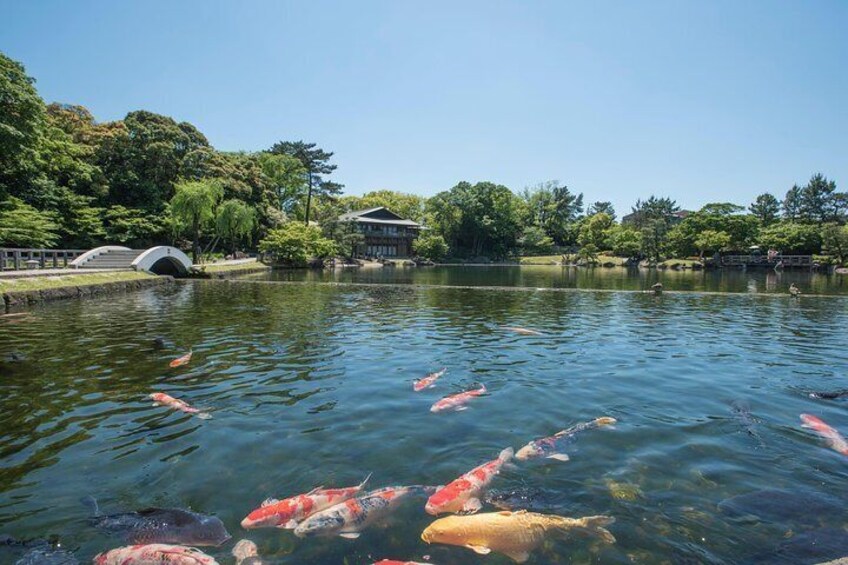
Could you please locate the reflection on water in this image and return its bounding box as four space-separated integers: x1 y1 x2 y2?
1 280 848 564
266 265 848 295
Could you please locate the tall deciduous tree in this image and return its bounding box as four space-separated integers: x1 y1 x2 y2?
269 141 342 224
821 224 848 264
170 179 224 262
522 181 583 245
0 197 59 247
749 193 781 225
216 199 256 254
258 152 307 214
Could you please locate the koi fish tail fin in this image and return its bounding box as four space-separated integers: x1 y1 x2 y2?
197 412 213 420
80 495 100 517
479 384 488 394
553 515 616 544
358 472 373 490
498 447 515 463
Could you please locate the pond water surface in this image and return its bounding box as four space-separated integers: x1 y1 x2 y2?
1 273 848 564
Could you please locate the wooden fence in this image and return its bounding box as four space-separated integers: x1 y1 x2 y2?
720 254 812 268
0 248 87 271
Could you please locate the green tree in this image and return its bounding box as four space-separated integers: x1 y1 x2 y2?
413 232 449 261
587 201 615 220
170 179 224 262
258 152 307 214
693 230 731 258
758 223 822 254
269 141 342 224
518 226 554 255
626 196 680 228
0 197 59 247
341 190 428 222
577 243 599 265
640 219 669 262
259 222 336 266
605 225 642 258
798 173 844 223
103 205 166 247
749 193 781 226
216 199 256 254
522 181 583 245
783 184 802 221
0 52 45 201
577 212 614 250
821 224 848 264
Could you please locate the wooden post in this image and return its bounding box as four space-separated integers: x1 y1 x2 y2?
39 249 45 268
53 251 59 268
13 250 21 270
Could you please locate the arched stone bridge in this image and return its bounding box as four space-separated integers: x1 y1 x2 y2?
70 246 193 276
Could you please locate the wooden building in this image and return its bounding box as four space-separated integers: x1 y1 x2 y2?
338 207 422 258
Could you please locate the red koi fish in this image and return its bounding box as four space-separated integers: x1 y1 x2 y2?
426 447 514 515
241 473 371 529
430 385 487 413
170 350 192 368
294 485 436 538
94 544 219 564
801 414 848 456
150 392 211 420
414 368 447 391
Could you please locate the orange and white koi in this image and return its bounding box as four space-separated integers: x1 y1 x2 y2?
426 447 513 515
150 392 211 420
294 485 436 539
170 350 192 368
414 368 447 391
516 417 617 462
241 474 371 529
430 385 486 413
800 414 848 456
502 326 543 336
94 544 219 564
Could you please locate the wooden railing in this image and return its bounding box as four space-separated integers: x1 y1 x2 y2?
721 254 812 267
1 248 87 271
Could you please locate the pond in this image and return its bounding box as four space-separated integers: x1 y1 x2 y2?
264 265 848 296
1 277 848 564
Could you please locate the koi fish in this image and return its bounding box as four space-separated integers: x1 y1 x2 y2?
232 539 267 565
373 561 432 565
149 393 211 420
515 417 617 462
425 447 513 515
170 350 192 368
800 414 848 456
414 368 447 391
94 544 219 564
241 473 372 529
502 326 543 336
421 510 615 563
294 485 436 539
430 385 486 413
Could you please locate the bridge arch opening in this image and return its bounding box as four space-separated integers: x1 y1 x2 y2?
148 256 188 276
131 246 193 276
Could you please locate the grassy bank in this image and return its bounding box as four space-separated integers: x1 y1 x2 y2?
199 259 269 273
0 271 155 292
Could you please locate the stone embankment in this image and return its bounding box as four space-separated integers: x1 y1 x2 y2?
2 276 173 310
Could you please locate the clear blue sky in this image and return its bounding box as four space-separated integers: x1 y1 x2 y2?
3 0 846 215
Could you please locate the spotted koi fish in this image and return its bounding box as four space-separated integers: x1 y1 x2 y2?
150 392 211 420
94 543 219 564
515 417 617 462
801 414 848 456
426 447 514 515
430 385 486 413
170 350 192 368
294 485 436 539
241 473 372 529
414 368 447 391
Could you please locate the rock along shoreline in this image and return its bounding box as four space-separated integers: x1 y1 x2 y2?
2 276 174 311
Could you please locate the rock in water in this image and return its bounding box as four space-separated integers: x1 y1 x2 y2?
718 490 840 526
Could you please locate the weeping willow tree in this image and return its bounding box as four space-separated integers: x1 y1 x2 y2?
170 179 223 263
216 199 256 254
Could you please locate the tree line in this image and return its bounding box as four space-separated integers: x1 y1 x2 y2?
2 51 847 266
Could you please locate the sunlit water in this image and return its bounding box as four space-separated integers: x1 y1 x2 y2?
2 272 848 564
